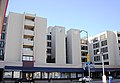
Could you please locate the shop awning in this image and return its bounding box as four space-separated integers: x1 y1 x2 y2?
4 66 84 72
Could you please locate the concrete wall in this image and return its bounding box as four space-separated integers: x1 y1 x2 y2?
34 16 47 65
67 29 81 65
51 26 66 65
106 31 116 65
4 12 23 64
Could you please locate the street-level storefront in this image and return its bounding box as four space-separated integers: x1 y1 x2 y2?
3 66 120 82
90 68 120 79
3 66 84 82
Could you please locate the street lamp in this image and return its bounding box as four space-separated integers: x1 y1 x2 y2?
80 30 90 83
97 52 106 83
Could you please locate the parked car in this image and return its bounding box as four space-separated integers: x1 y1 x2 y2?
79 76 93 82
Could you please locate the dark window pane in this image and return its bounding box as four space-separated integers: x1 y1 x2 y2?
47 49 51 54
93 43 99 49
47 35 51 40
118 40 120 43
47 42 51 47
101 47 108 53
93 49 99 55
81 46 88 50
101 40 107 46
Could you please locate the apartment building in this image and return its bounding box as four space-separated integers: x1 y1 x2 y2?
89 31 120 78
1 12 120 82
0 12 88 82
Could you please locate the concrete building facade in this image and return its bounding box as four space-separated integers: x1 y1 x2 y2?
0 12 120 82
0 12 85 82
89 31 120 78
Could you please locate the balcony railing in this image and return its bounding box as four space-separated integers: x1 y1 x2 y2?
23 39 33 46
24 29 34 36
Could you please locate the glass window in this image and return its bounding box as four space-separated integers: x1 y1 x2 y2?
47 42 51 47
47 48 51 54
81 58 87 62
2 25 6 31
1 33 5 39
94 56 100 61
118 40 120 43
81 52 88 56
71 73 76 78
0 41 4 48
94 49 99 55
81 39 88 44
104 62 109 65
22 55 33 61
13 71 20 78
34 72 41 78
101 47 108 53
117 33 120 37
100 34 106 40
42 72 48 78
4 71 12 78
103 54 109 60
93 37 98 43
101 40 107 46
81 46 88 50
47 35 51 40
0 49 4 60
93 43 99 49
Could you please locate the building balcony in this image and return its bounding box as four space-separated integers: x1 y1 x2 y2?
24 19 34 27
23 39 33 46
24 29 34 36
22 49 33 55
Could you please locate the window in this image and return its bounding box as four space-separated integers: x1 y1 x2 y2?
47 42 51 47
1 33 5 39
81 52 88 56
94 56 100 61
0 41 4 48
47 35 51 40
47 48 51 54
93 37 98 43
101 47 108 53
81 39 88 44
81 58 87 62
100 34 106 40
4 71 12 78
23 47 33 51
0 49 4 60
94 49 99 55
118 40 120 43
81 46 88 50
93 43 99 49
13 71 20 78
101 40 107 46
34 72 41 78
119 47 120 50
103 54 109 60
0 49 3 55
22 55 33 61
104 62 109 65
117 33 120 37
2 25 6 31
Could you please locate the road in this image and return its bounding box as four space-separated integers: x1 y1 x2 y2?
72 79 120 83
